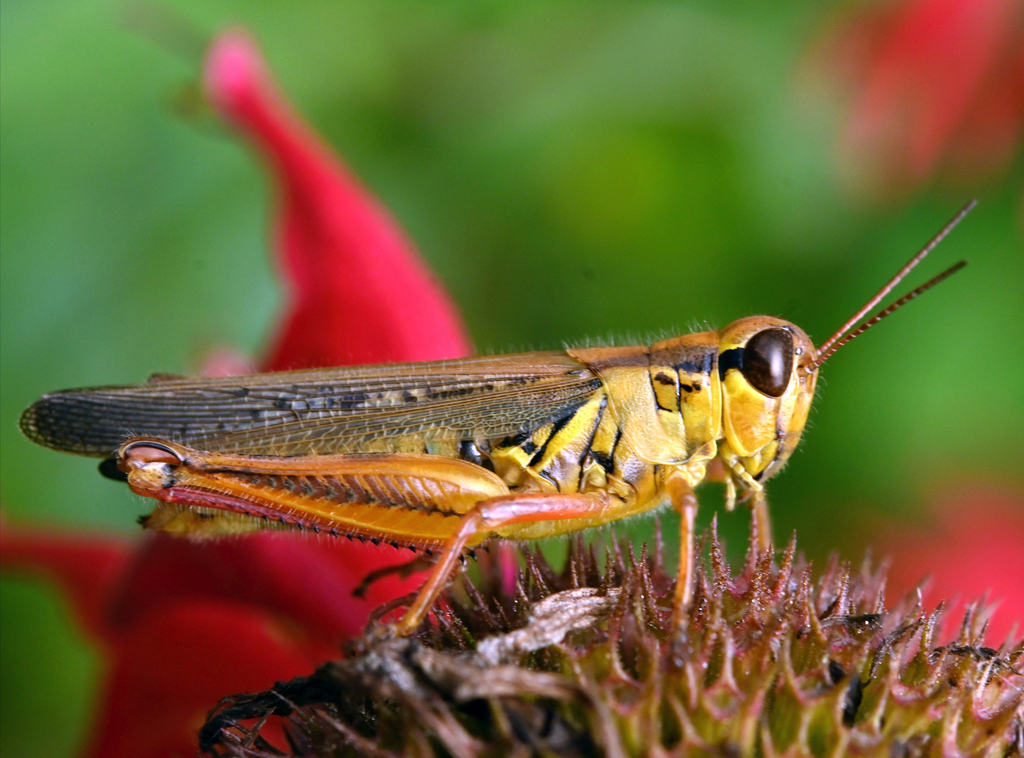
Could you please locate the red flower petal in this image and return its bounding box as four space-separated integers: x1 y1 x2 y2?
84 601 328 758
106 533 422 642
810 0 1024 196
203 30 472 370
92 27 477 643
5 28 479 758
880 484 1024 644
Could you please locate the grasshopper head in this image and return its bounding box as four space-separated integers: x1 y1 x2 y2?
714 202 975 492
717 317 819 485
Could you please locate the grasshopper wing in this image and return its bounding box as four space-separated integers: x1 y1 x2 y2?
22 353 602 457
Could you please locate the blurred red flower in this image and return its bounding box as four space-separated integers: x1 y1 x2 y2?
803 0 1024 646
879 484 1024 645
808 0 1024 197
0 30 470 758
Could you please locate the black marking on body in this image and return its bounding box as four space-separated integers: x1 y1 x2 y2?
583 396 608 466
653 371 675 385
678 349 717 378
591 450 614 473
702 350 716 376
458 439 495 472
675 349 716 398
608 428 623 470
577 395 608 490
528 411 575 468
459 440 484 467
649 371 676 413
538 469 560 491
718 348 744 380
499 429 532 450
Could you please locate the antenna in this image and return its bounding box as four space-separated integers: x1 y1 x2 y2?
814 200 975 368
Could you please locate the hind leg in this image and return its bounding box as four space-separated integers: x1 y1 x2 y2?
394 491 611 636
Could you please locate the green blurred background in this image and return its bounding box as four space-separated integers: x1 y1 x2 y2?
2 1 1021 755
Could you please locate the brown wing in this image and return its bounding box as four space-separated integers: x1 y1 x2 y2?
21 353 603 457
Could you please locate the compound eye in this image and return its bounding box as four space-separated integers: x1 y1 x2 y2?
743 328 794 397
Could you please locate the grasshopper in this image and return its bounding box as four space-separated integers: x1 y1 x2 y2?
20 202 973 635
